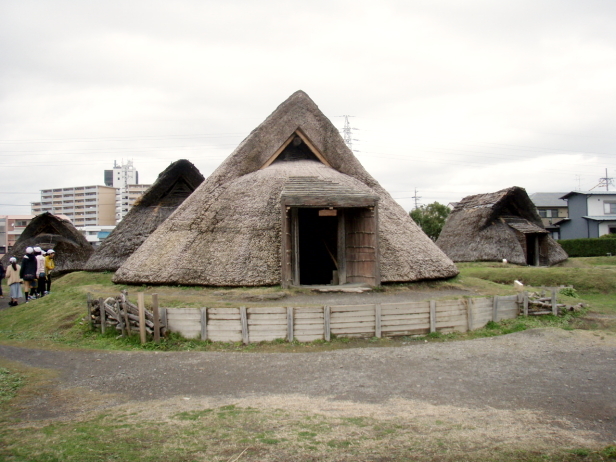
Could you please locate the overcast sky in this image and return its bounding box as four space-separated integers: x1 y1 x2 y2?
1 0 615 215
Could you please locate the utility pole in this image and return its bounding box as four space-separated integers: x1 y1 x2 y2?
598 168 614 191
412 188 422 210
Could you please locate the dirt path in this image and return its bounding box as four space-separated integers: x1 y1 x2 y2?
1 328 615 444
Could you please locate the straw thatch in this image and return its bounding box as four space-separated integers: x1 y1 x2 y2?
113 90 458 286
436 187 568 266
1 212 94 274
84 159 204 272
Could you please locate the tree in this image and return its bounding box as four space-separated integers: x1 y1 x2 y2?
409 202 450 241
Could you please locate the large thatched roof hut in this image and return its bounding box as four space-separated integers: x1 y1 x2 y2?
436 187 568 266
1 212 93 274
113 90 458 287
84 159 204 272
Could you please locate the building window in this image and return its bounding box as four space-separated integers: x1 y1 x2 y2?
604 202 616 215
610 226 616 235
539 209 559 218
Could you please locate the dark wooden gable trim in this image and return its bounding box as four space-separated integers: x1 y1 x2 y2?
260 128 332 170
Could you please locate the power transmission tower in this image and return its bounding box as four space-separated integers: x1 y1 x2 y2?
338 115 359 151
412 188 422 210
598 168 614 191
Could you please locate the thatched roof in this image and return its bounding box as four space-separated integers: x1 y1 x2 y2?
113 90 458 286
436 187 568 266
84 159 204 272
1 212 93 274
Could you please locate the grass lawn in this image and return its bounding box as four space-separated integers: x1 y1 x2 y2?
1 259 615 461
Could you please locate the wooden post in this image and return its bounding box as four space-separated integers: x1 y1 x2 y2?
467 298 474 332
99 297 106 334
492 296 499 322
121 291 130 334
152 293 160 343
523 292 529 317
375 304 382 338
240 306 248 344
138 292 146 344
160 308 168 332
324 306 331 341
200 308 207 341
87 293 93 330
287 307 294 342
429 300 436 333
551 289 558 316
115 299 126 337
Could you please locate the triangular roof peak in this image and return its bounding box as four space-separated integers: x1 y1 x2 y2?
205 90 377 190
259 128 332 169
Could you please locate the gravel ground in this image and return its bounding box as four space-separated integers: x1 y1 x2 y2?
1 327 615 445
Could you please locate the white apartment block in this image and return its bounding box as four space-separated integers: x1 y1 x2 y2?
31 186 117 227
104 160 150 222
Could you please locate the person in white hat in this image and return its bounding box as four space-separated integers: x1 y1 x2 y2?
20 247 37 301
6 257 22 306
34 247 46 298
45 249 56 294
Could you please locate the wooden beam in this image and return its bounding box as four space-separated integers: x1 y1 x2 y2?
99 297 105 334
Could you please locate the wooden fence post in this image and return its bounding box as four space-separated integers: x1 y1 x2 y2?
523 292 529 316
287 307 294 342
429 300 436 333
115 299 126 337
467 298 474 332
87 293 93 330
324 306 331 341
99 297 106 334
240 306 248 344
152 293 160 343
138 292 146 344
492 296 499 322
121 291 130 334
200 308 207 341
551 289 558 315
375 304 382 338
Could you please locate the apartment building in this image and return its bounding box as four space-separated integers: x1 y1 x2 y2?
116 184 150 222
0 215 35 256
31 186 116 227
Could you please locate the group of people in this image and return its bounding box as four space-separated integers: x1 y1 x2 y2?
1 246 56 306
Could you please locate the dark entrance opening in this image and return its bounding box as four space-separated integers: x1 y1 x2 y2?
298 208 338 285
526 234 537 266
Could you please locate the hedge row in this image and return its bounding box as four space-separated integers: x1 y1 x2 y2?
557 238 616 257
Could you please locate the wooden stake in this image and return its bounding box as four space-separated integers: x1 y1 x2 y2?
287 307 294 342
152 293 160 343
99 297 106 334
466 298 474 332
492 296 499 322
551 289 558 316
375 304 382 338
429 300 436 333
240 307 248 344
200 308 207 341
523 292 529 317
138 292 146 344
324 306 331 341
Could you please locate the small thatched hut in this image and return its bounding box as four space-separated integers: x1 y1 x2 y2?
84 159 204 272
1 212 94 274
113 90 458 287
436 187 568 266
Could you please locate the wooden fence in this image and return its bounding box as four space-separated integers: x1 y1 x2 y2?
160 294 522 343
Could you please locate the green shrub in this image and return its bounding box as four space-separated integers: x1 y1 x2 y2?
557 238 616 257
559 287 579 298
